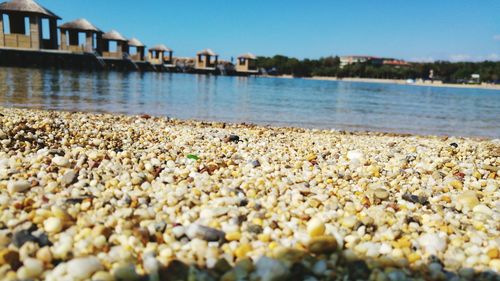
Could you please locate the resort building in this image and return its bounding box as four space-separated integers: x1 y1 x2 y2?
195 49 218 71
101 30 127 59
0 0 60 50
125 38 145 62
340 56 379 68
382 59 410 67
340 55 409 68
59 18 102 53
236 53 258 74
147 44 172 66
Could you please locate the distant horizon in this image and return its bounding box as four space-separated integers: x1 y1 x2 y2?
32 0 500 63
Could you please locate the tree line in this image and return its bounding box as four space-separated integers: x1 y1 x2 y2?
255 55 500 83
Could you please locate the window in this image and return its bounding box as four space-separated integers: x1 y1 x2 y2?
41 18 50 39
78 33 85 47
109 41 117 52
2 14 9 34
24 17 30 35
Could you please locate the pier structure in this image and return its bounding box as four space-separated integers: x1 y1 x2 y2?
195 49 218 73
101 30 127 59
236 53 258 75
0 0 59 50
0 0 260 75
59 18 102 53
147 44 174 71
125 38 145 62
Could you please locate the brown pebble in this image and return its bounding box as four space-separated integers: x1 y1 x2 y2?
0 249 22 270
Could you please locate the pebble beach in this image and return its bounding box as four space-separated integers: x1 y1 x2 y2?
0 107 499 281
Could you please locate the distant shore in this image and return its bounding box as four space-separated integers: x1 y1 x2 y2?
266 75 500 90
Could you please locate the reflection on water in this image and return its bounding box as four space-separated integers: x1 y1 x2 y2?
1 67 499 138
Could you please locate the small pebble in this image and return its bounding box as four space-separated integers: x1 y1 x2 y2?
52 156 70 167
67 256 103 280
44 217 63 233
7 180 31 193
308 236 338 255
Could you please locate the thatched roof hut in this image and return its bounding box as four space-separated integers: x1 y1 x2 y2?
0 0 60 50
125 38 146 61
0 0 60 19
236 53 258 74
102 30 127 42
59 18 101 32
147 44 173 65
59 19 102 53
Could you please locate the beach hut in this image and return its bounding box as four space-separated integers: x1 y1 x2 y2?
195 49 218 71
0 0 60 50
125 38 145 61
59 18 102 53
147 44 172 65
236 53 258 74
101 30 127 59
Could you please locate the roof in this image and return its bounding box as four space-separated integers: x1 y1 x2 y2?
238 53 256 60
128 38 145 47
197 49 217 56
149 44 171 52
102 30 127 42
341 55 380 60
59 18 101 32
0 0 60 19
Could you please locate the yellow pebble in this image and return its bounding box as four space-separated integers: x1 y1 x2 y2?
209 221 220 229
269 242 279 250
225 232 241 241
445 162 455 168
252 218 263 226
473 171 482 180
487 248 499 259
308 199 321 208
306 154 317 161
234 244 252 259
326 178 333 184
307 218 325 237
258 234 270 242
396 237 411 248
247 189 257 198
449 180 463 189
407 253 420 263
441 195 451 203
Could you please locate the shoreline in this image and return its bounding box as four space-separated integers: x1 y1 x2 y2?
0 107 499 280
299 76 500 90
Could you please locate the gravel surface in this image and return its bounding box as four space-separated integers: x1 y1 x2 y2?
0 107 499 281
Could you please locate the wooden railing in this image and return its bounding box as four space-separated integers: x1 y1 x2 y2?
67 45 85 52
129 54 142 61
3 34 32 49
196 59 216 69
102 51 122 59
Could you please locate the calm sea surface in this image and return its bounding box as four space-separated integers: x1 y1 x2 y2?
0 67 499 138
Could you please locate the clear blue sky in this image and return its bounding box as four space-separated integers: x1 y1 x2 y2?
37 0 500 62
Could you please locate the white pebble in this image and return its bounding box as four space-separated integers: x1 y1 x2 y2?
18 258 43 279
67 256 103 280
7 180 31 193
44 217 63 233
52 156 70 167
